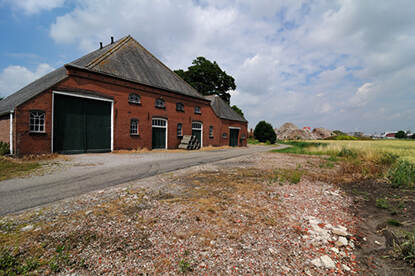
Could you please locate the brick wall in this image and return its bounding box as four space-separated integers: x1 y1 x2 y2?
13 68 248 154
0 114 10 144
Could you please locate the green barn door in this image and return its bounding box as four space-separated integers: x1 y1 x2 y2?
54 94 86 154
152 118 167 149
229 129 239 147
54 94 111 154
85 99 111 153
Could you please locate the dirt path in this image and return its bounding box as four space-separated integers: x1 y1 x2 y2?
0 151 413 275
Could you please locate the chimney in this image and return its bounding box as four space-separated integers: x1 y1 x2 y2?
100 42 103 49
111 36 114 44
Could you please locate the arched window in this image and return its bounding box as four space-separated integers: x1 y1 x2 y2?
155 97 165 109
177 123 183 137
128 93 141 104
176 102 184 112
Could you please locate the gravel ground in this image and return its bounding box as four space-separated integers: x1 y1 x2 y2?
0 152 362 275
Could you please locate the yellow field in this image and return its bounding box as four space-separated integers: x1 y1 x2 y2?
307 139 415 163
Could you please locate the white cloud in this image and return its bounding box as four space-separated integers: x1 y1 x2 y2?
0 64 54 98
4 0 65 14
41 0 415 132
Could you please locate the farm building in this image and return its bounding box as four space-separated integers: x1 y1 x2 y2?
0 35 247 155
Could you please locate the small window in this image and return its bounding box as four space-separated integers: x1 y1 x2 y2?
155 97 165 109
176 103 184 112
128 93 141 104
222 133 228 139
29 110 45 133
130 119 139 135
152 118 167 127
177 123 183 137
209 126 214 138
194 106 201 114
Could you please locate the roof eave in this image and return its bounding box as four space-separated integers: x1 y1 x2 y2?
65 63 210 102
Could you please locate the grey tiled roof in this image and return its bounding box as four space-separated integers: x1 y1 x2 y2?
0 35 206 115
206 95 247 123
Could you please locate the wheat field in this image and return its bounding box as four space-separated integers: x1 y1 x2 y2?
307 140 415 163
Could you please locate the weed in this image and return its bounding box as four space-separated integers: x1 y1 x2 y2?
377 152 399 166
394 229 415 266
387 219 402 226
272 168 303 184
0 249 40 275
178 259 192 273
387 160 415 189
0 142 9 156
376 198 390 209
337 147 358 159
327 155 338 162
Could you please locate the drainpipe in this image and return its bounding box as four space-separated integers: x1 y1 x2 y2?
9 110 13 155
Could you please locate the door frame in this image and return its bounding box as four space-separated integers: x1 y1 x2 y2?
152 117 168 149
52 91 114 153
192 121 203 148
228 126 241 147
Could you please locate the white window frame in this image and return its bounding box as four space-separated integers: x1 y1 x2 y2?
152 117 168 149
52 91 114 152
192 121 203 147
209 126 214 138
128 93 141 104
177 123 183 137
130 119 139 135
29 110 46 133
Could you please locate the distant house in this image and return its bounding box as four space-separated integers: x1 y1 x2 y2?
0 35 247 155
382 132 397 139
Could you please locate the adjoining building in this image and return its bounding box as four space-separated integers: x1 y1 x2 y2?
0 35 247 155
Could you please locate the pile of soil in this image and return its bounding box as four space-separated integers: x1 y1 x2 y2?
275 123 333 140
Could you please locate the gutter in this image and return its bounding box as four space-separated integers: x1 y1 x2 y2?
9 110 13 155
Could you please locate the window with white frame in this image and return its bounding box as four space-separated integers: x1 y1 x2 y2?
192 122 202 130
155 97 165 109
130 119 139 135
29 110 45 133
176 102 184 112
152 118 167 127
194 106 201 114
209 126 214 138
128 93 141 104
177 123 183 137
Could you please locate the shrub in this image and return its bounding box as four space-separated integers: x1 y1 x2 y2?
395 130 407 139
394 229 415 266
0 142 9 156
254 121 276 144
377 152 399 166
387 160 415 188
337 147 358 158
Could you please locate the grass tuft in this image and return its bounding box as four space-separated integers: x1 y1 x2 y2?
387 160 415 189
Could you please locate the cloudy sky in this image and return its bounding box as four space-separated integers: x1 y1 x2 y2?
0 0 414 133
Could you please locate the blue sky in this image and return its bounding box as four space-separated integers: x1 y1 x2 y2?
0 0 414 134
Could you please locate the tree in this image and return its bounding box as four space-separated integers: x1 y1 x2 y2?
395 130 407 139
254 121 276 144
174 57 236 104
411 133 415 139
231 105 244 117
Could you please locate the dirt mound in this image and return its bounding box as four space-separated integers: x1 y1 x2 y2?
312 128 333 139
275 123 333 140
276 123 315 140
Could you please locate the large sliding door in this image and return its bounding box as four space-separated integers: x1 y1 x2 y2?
53 93 111 154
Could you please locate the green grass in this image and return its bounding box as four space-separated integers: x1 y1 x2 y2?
387 160 415 189
0 158 41 181
387 219 402 226
270 168 303 185
394 229 415 266
272 141 328 155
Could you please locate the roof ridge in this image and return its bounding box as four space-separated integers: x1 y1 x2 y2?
128 37 203 98
86 35 131 69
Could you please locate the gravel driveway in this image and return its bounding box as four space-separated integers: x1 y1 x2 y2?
0 145 284 215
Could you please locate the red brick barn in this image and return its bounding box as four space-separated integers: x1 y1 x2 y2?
0 36 247 155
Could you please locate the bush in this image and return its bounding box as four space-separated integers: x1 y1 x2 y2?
0 142 9 156
254 121 276 144
395 130 407 139
387 160 415 189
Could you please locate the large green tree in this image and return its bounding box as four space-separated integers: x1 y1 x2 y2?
254 121 276 144
175 57 236 104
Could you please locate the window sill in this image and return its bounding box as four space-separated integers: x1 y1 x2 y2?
155 106 166 109
128 102 141 106
176 110 185 112
194 112 201 115
130 133 139 136
29 131 46 135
